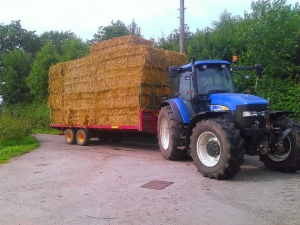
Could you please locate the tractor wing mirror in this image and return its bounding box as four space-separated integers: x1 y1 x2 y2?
168 66 179 78
254 64 263 77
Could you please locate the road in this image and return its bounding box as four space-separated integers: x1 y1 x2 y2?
1 134 299 225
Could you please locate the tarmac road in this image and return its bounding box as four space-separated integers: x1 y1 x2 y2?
0 134 299 225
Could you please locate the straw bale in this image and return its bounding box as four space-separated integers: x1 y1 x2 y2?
90 35 153 56
48 35 187 127
48 94 63 110
50 109 64 124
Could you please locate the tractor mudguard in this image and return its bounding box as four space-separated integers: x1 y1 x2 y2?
270 111 293 121
160 98 190 124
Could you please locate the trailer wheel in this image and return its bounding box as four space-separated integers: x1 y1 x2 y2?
190 118 244 179
259 117 300 172
158 105 186 160
76 129 90 146
65 129 76 144
111 132 123 143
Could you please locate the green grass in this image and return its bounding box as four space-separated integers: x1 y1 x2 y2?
0 135 40 164
33 128 60 135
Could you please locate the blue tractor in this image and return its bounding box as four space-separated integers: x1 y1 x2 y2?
157 59 300 179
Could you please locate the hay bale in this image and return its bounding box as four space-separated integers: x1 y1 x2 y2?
90 35 153 56
48 35 187 127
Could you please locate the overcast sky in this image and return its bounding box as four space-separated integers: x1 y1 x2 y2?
1 0 299 41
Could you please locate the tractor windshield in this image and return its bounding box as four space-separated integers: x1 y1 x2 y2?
195 66 236 95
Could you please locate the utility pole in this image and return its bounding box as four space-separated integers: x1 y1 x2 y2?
179 0 185 53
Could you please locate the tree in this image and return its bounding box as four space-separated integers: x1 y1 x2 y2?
0 20 41 95
127 19 141 36
155 25 193 53
0 20 41 58
88 19 141 44
26 42 60 102
40 31 78 56
0 50 31 104
241 0 300 82
61 38 90 62
187 11 243 61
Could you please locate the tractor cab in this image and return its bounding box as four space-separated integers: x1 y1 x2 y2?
169 60 236 115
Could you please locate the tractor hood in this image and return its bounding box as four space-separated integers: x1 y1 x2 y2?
209 93 268 110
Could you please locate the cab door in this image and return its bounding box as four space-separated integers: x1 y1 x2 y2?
178 72 195 119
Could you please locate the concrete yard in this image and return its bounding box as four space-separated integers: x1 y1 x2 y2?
1 134 299 225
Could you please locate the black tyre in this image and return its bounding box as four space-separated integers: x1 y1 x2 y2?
157 106 186 160
65 129 76 144
190 118 244 179
76 129 90 146
110 132 123 143
259 117 300 172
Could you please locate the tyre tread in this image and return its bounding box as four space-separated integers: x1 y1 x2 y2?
190 118 244 179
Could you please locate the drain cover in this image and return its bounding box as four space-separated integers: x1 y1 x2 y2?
141 180 174 190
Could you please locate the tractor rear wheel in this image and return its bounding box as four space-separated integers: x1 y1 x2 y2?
158 105 186 160
65 129 76 144
76 129 90 146
259 117 300 172
190 118 244 179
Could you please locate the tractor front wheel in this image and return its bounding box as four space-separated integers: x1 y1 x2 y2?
190 118 244 179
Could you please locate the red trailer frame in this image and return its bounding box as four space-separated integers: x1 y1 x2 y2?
50 110 159 134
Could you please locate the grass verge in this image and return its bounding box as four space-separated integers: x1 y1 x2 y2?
0 135 40 164
33 128 60 135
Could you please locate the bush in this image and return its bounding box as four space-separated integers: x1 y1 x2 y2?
0 102 51 130
256 79 300 121
0 114 32 141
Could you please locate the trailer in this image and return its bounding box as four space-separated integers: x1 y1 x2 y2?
48 35 187 146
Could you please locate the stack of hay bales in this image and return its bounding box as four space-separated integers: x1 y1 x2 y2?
48 35 187 127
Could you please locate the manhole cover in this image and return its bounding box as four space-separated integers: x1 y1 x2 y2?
141 180 174 190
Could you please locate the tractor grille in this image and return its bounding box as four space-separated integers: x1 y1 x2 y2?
236 104 267 129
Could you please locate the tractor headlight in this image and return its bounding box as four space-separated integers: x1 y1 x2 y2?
243 111 258 117
210 105 229 112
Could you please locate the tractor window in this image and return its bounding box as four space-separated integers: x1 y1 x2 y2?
178 72 192 100
195 67 235 94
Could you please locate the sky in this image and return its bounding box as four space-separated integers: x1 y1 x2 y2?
1 0 299 41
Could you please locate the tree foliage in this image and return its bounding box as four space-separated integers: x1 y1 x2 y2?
40 31 79 55
155 25 193 53
26 42 60 102
0 20 41 99
0 49 32 104
61 38 90 62
187 0 300 83
89 19 141 44
0 20 41 58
